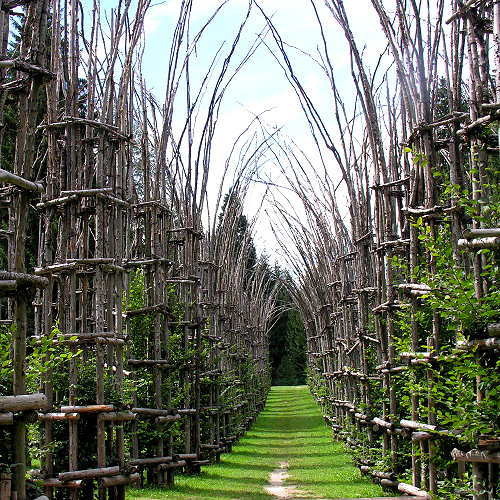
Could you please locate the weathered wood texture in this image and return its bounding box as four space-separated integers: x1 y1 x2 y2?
264 1 500 499
1 2 275 500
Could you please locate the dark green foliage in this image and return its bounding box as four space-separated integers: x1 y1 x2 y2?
272 309 306 386
217 191 307 386
217 190 257 286
268 274 306 386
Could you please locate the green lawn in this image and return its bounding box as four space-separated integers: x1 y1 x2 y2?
126 385 389 499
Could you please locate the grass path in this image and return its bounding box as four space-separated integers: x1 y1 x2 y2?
126 386 389 499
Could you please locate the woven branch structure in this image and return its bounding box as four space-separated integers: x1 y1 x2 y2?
266 2 500 500
0 1 275 499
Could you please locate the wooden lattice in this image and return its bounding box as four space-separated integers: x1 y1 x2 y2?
263 2 500 499
0 2 275 499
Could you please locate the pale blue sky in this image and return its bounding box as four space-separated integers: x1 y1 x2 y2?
83 0 389 258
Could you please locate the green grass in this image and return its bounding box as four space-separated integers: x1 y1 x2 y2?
126 385 390 499
272 386 390 498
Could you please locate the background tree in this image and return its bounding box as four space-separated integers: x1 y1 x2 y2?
268 267 307 386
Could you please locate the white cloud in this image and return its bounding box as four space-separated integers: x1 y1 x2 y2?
144 2 173 35
144 0 240 36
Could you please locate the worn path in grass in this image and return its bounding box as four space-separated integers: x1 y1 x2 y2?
126 385 391 499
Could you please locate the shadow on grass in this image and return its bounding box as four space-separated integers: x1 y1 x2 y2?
214 461 273 471
128 483 271 500
233 449 335 459
127 386 390 499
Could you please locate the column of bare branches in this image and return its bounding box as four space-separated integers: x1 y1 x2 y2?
0 0 276 498
123 0 275 486
207 189 276 450
0 2 51 499
33 1 149 498
263 1 500 499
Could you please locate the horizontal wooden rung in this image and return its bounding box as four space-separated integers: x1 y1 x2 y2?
399 419 437 432
42 478 82 488
458 236 500 249
398 283 431 296
397 481 430 498
59 466 120 482
60 405 114 414
0 393 48 412
399 351 432 359
452 448 500 464
98 412 136 422
175 453 197 460
191 460 210 466
371 469 395 480
35 262 79 275
132 408 176 417
0 271 49 289
177 408 197 415
60 187 113 196
353 287 377 294
157 460 186 470
200 369 222 378
457 110 500 135
38 412 80 422
124 305 172 317
200 444 220 450
354 413 368 421
381 366 408 374
129 456 172 466
404 205 446 216
164 278 199 284
372 300 404 313
132 200 170 210
0 167 44 192
156 414 181 424
124 258 172 267
36 194 78 208
412 431 433 441
371 417 393 430
99 473 140 488
463 228 500 238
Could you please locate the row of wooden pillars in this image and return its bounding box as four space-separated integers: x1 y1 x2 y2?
275 2 500 500
0 1 275 499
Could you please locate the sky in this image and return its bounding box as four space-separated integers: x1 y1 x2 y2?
85 0 390 261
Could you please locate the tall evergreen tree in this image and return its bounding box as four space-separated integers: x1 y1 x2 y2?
268 268 307 385
217 192 307 385
218 190 257 286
